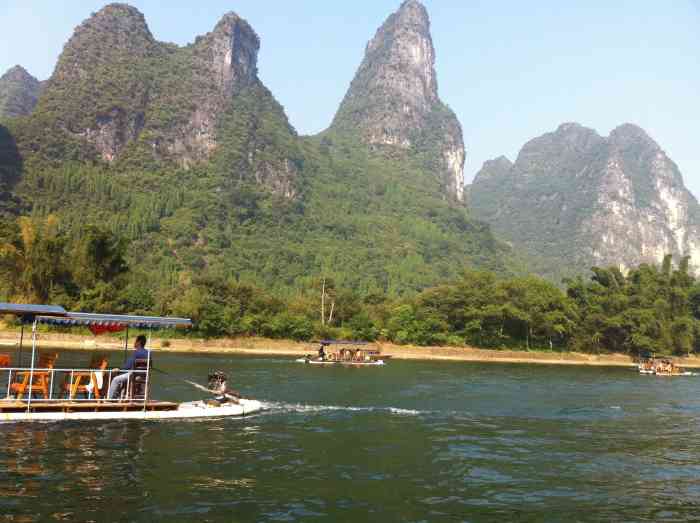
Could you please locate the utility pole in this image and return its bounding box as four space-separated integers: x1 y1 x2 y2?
328 301 335 325
321 277 326 326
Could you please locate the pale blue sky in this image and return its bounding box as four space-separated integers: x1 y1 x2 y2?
1 1 699 195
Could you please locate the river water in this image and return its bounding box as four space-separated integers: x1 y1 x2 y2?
2 351 700 522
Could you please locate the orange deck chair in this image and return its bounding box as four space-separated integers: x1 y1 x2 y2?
10 352 59 400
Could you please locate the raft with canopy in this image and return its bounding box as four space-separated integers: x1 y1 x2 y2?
296 340 388 366
0 303 262 421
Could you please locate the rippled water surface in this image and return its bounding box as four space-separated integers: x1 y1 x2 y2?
3 351 700 521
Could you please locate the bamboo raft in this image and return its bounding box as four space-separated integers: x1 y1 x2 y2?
0 302 263 422
0 400 178 413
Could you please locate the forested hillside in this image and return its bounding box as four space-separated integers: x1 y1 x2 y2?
0 2 514 322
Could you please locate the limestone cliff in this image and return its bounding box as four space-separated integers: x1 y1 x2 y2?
32 3 298 196
469 123 700 278
329 0 465 201
0 66 43 119
163 12 261 166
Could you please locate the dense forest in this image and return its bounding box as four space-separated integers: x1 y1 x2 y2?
1 216 697 357
1 89 514 298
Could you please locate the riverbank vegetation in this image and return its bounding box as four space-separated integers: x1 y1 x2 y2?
1 216 698 356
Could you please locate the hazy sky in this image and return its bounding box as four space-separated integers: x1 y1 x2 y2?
1 1 698 194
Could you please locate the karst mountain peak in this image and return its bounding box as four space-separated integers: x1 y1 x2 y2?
3 65 34 81
23 2 301 197
0 65 43 119
194 11 260 95
470 122 700 280
329 0 466 202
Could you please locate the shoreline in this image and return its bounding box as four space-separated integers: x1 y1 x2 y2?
3 329 700 368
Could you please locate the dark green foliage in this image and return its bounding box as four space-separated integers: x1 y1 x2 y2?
0 216 126 305
567 256 699 355
0 215 696 354
72 226 128 288
404 270 577 349
5 115 99 171
211 82 303 191
0 124 22 214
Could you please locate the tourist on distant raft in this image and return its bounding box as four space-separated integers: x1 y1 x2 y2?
318 344 326 361
107 335 151 399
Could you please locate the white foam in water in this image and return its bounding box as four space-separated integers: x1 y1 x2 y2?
260 401 423 416
388 407 423 416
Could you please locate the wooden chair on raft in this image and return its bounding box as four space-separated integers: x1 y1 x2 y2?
61 353 109 400
10 352 59 399
124 358 150 400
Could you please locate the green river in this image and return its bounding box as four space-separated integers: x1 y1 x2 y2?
2 350 700 522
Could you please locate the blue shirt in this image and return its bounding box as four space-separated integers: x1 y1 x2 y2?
123 346 151 370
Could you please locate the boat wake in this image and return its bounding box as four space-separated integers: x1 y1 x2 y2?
259 401 424 416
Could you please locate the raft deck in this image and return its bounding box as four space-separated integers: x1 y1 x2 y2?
0 400 178 413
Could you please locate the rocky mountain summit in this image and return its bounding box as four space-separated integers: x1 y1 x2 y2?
0 66 43 119
31 3 299 196
468 123 700 278
329 0 465 201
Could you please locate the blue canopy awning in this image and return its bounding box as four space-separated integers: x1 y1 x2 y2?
0 302 192 330
318 339 369 346
38 312 192 330
0 303 67 317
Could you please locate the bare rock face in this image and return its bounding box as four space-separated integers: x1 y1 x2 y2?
585 124 700 270
470 123 700 278
0 123 21 189
195 13 259 98
169 13 261 166
329 0 465 201
0 65 43 119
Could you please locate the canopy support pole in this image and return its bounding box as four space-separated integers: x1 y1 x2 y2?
143 331 152 411
26 319 37 412
17 322 24 368
123 325 129 367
